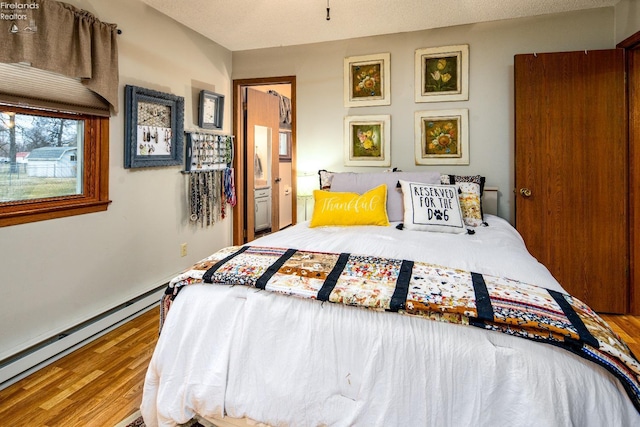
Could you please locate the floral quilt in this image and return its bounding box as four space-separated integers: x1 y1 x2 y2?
161 245 640 413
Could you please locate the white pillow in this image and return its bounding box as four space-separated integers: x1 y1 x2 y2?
399 180 466 234
330 171 442 222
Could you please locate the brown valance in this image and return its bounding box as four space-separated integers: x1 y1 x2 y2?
0 0 119 113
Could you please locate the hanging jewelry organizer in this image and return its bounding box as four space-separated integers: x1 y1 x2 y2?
183 130 236 227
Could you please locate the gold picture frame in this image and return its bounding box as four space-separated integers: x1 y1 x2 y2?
414 109 469 165
344 53 391 107
415 44 469 103
344 115 391 166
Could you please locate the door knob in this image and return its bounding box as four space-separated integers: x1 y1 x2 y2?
275 177 282 183
520 188 532 197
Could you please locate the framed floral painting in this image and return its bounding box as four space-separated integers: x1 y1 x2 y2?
344 53 391 107
415 44 469 103
344 115 391 166
414 109 469 165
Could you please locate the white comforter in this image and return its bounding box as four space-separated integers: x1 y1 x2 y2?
141 215 640 426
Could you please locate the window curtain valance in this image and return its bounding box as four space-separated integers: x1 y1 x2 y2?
0 0 119 113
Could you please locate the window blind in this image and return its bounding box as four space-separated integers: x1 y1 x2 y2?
0 62 111 117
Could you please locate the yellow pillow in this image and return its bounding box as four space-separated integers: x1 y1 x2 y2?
309 184 390 227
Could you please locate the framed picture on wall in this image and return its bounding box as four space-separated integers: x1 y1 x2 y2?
415 44 469 103
198 90 224 130
344 115 391 166
124 85 184 168
414 109 469 165
343 53 391 107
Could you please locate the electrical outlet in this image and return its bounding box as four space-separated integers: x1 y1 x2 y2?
180 243 187 257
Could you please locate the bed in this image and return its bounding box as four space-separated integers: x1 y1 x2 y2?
141 171 640 427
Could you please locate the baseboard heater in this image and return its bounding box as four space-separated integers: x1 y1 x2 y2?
0 284 166 391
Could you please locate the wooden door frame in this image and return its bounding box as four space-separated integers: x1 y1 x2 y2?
618 32 640 315
232 76 297 245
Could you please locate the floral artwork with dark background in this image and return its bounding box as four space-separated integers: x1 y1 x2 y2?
424 55 459 94
424 117 459 156
351 123 382 158
350 62 382 99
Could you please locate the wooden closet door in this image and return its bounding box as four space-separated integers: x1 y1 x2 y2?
245 88 280 243
515 50 628 313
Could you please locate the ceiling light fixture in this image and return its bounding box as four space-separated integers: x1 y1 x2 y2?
326 0 330 20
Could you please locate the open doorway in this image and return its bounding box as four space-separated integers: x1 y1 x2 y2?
232 76 297 245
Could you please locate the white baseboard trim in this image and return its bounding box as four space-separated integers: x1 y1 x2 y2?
0 284 165 391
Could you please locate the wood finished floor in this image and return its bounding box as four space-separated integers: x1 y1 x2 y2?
0 307 638 426
0 306 159 427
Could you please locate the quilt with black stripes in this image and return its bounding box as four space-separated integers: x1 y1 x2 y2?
161 245 640 413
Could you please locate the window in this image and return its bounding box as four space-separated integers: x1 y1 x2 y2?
0 1 117 226
0 105 110 226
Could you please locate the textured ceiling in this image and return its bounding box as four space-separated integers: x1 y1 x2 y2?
140 0 619 51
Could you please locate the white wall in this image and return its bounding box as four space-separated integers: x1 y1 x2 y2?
0 0 233 361
616 0 640 43
232 7 617 223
